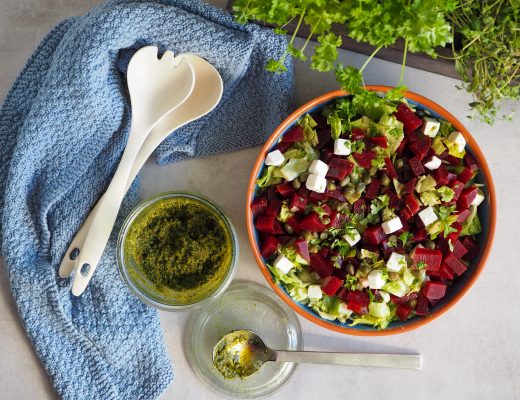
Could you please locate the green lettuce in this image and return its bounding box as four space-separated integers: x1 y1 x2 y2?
297 114 319 146
460 206 482 236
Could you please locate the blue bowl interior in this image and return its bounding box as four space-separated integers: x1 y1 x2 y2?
250 96 492 332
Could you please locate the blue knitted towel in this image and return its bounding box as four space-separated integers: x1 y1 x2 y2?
0 1 293 399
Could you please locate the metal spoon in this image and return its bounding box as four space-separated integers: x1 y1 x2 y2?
212 330 422 379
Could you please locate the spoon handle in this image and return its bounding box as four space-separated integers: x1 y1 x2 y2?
274 351 422 370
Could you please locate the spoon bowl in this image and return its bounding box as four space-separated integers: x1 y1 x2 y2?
213 329 422 379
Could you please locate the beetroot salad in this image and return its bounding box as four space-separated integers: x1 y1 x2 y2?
251 93 485 329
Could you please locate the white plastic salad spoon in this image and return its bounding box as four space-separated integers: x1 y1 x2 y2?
67 47 195 296
213 330 422 379
59 54 222 283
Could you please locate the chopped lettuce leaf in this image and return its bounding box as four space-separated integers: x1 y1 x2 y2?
328 112 342 140
383 280 408 297
349 310 394 329
378 114 404 154
420 190 441 206
415 175 437 193
352 91 397 121
280 158 311 181
444 138 466 158
280 245 309 266
297 114 319 146
460 205 482 236
370 194 390 215
437 186 455 202
256 165 282 187
369 302 391 318
277 203 293 223
432 137 446 155
439 121 455 138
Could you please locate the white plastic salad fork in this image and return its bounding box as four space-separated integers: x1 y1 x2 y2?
64 46 196 296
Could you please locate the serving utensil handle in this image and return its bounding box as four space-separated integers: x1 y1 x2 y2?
274 351 422 370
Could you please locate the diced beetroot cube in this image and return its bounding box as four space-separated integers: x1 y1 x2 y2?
351 128 366 140
464 153 479 171
276 235 292 245
408 156 425 176
267 187 281 200
317 129 332 150
384 157 398 180
328 211 347 229
433 165 450 186
449 180 464 202
353 198 366 214
385 189 401 209
282 126 305 142
444 252 468 276
462 237 480 261
347 290 369 315
412 247 442 272
260 236 279 258
266 199 282 217
370 136 388 148
415 294 429 316
457 186 478 210
365 178 381 200
363 225 386 245
395 103 423 136
322 276 344 296
320 145 335 163
409 135 431 160
402 178 417 196
276 182 295 198
255 215 282 234
452 239 468 259
439 263 454 280
319 247 331 259
308 191 327 203
329 157 353 168
447 172 457 182
321 204 333 215
422 281 447 300
455 208 471 223
353 149 376 169
285 215 302 234
396 137 408 156
297 187 310 198
412 226 428 242
274 141 293 153
309 253 333 278
293 238 310 262
400 207 414 222
404 193 422 216
299 212 327 232
289 193 307 212
446 154 462 166
326 189 346 202
251 196 268 216
326 158 355 180
396 303 413 321
458 167 474 184
445 221 463 242
336 287 349 302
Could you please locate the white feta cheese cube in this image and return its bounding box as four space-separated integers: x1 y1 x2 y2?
339 302 353 316
342 229 361 247
379 290 391 303
265 149 285 166
448 131 466 152
334 139 351 156
305 173 327 193
308 159 329 177
418 206 438 227
381 216 403 234
472 190 485 206
424 156 442 170
367 269 386 290
386 252 407 272
421 117 441 138
274 254 294 275
307 284 323 299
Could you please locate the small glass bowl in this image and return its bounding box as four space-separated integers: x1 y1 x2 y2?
185 281 302 398
117 191 238 311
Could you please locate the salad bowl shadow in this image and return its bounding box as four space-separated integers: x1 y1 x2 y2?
246 86 496 336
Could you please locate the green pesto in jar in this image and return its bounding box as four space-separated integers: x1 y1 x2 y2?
125 197 233 303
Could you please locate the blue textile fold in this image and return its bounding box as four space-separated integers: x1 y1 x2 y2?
0 1 293 399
